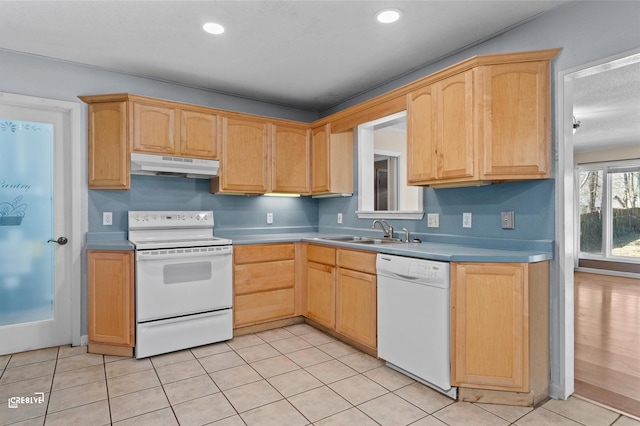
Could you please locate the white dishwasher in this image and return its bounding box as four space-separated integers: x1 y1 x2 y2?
376 253 456 399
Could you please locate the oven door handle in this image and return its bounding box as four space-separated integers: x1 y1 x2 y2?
136 247 232 261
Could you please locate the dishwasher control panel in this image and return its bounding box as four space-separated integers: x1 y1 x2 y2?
408 261 445 279
376 254 450 288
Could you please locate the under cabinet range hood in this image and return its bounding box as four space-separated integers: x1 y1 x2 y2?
130 153 219 179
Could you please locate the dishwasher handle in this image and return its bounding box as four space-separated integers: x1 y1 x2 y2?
377 270 425 281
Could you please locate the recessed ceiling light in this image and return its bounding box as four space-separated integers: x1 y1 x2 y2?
203 22 225 35
375 8 402 24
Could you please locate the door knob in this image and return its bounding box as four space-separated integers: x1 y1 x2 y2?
48 237 68 245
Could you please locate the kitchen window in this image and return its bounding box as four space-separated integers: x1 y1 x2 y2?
576 159 640 264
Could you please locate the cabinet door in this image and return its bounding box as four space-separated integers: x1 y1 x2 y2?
306 261 335 328
87 251 134 348
311 124 330 193
480 62 550 179
219 116 269 193
407 86 437 184
180 109 218 159
131 102 177 154
452 263 527 391
336 268 377 349
435 70 475 181
272 124 310 193
87 101 130 189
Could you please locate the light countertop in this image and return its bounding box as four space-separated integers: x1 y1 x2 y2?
85 231 552 263
224 233 552 263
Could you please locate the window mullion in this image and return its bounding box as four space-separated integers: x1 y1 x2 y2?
603 168 612 258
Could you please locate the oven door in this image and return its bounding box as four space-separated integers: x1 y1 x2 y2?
135 245 232 322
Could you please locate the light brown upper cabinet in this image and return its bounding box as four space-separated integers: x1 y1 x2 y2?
213 116 270 194
131 101 219 158
479 61 550 179
211 117 310 195
311 124 354 195
85 100 130 189
82 49 558 191
407 71 475 184
81 94 220 189
131 101 177 155
271 124 311 194
180 108 219 159
407 51 556 187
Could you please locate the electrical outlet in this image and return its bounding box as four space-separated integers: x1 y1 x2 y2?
103 212 112 226
337 213 343 224
427 213 439 228
463 212 472 228
266 212 273 224
501 211 515 229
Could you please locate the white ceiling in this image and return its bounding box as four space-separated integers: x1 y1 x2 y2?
572 58 640 153
1 1 636 152
0 0 568 111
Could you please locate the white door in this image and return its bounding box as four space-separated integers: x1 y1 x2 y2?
0 93 82 355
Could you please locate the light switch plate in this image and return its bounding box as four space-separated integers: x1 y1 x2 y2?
427 213 439 228
337 213 343 224
501 211 515 229
463 212 472 228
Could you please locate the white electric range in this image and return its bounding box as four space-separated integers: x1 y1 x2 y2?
128 210 233 358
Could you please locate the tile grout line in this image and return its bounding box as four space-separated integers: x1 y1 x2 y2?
41 346 59 424
151 356 181 426
101 354 114 426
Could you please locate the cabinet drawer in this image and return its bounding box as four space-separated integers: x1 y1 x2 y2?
234 243 295 264
234 260 295 295
234 288 296 327
307 244 336 266
337 249 376 275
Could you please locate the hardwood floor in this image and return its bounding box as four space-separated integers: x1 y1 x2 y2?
574 271 640 419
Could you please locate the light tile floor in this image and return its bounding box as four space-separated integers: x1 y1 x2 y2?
1 323 638 426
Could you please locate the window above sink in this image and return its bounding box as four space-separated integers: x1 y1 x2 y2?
356 111 425 220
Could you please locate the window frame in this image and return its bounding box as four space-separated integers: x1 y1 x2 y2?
575 158 640 265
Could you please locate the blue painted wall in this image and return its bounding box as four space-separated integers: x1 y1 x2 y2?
318 180 555 246
89 175 319 235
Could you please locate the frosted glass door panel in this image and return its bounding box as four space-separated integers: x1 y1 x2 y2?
0 119 54 326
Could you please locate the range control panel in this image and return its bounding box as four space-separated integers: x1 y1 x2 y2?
128 211 213 229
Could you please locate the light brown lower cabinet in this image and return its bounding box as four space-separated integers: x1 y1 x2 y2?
304 244 377 352
305 245 336 328
451 261 550 406
336 267 377 349
87 250 135 357
233 243 297 327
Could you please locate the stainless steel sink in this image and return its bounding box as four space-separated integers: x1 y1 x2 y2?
315 236 405 244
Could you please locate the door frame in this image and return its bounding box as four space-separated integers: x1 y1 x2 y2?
554 47 640 400
0 91 84 347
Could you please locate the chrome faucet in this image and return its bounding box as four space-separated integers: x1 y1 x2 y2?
372 220 393 238
402 227 411 243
